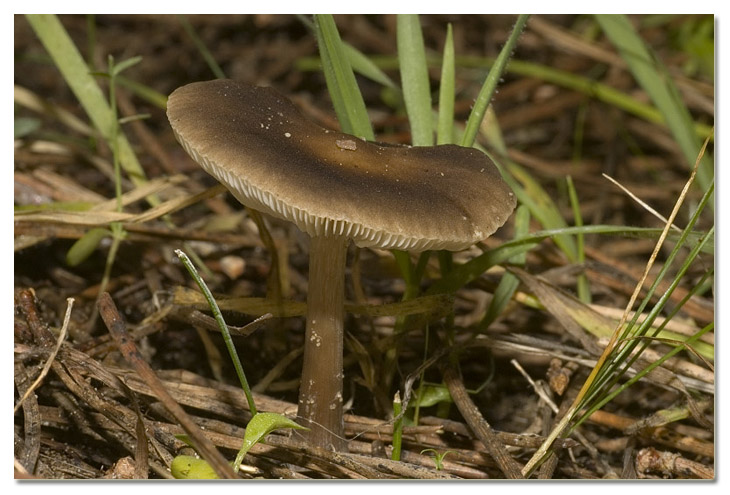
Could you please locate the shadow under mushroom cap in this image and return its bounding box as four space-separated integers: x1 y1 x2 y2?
167 79 516 251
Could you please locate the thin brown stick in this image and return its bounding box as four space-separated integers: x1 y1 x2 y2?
97 292 236 479
442 364 524 479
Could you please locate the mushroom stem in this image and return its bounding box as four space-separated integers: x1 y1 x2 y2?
297 234 348 451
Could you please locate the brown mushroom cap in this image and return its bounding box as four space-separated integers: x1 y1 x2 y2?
167 79 516 251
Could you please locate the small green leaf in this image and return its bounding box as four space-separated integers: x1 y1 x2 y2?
118 113 150 125
14 117 41 139
66 227 111 266
413 384 453 408
420 448 455 470
233 413 307 471
171 455 220 479
110 55 143 77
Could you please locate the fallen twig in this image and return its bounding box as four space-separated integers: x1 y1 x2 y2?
97 292 237 479
443 364 524 479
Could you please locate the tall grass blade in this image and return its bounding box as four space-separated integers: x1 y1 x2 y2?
479 205 530 330
296 52 714 142
585 186 713 409
25 14 148 188
462 14 529 147
177 15 226 80
343 44 399 90
566 175 591 302
313 14 374 140
522 139 713 477
595 14 714 202
397 14 433 146
437 23 455 145
175 249 258 416
296 14 398 90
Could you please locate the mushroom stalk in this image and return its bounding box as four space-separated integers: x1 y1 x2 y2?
297 234 348 451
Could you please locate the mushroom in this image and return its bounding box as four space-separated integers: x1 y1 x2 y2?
166 79 516 451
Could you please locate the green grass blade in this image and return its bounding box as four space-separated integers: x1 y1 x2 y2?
391 392 403 461
579 179 714 422
426 221 711 298
296 53 714 142
25 14 148 188
343 43 399 90
65 227 111 266
116 75 168 109
577 226 714 428
175 249 257 416
177 15 226 80
458 24 578 265
503 57 714 141
462 15 529 147
566 175 591 303
397 14 433 146
297 14 398 90
596 14 714 200
313 14 374 140
481 128 578 262
480 205 530 329
437 23 455 145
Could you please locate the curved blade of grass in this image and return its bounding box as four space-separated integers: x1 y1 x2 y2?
522 140 713 477
177 15 226 80
296 15 398 91
66 227 111 266
566 175 591 302
437 23 455 145
482 138 578 262
473 86 577 263
596 14 714 202
479 205 530 330
344 43 399 91
426 222 711 297
575 228 714 430
397 14 433 146
25 14 148 188
462 14 529 148
116 75 168 110
313 14 374 140
175 249 257 416
503 57 714 141
298 53 714 142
